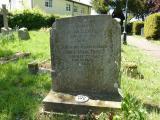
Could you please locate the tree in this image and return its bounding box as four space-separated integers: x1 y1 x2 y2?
128 0 149 20
91 0 150 20
91 0 109 14
111 0 125 26
91 0 125 28
148 0 160 13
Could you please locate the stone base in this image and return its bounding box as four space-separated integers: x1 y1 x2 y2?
43 91 121 114
1 27 12 34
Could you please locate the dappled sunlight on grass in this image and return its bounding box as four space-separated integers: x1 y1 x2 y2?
121 45 160 106
0 31 51 119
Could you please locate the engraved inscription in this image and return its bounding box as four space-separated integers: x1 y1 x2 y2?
62 45 105 65
52 15 121 95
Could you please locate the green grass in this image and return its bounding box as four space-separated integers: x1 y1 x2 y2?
121 45 160 106
121 45 160 120
0 31 51 120
0 31 160 119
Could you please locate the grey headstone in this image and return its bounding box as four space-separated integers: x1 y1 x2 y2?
43 15 121 113
18 27 30 40
51 15 121 97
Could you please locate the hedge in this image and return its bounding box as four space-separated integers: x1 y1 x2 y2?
6 9 59 30
144 13 160 40
132 21 144 35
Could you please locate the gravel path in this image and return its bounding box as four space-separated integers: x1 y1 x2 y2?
127 36 160 61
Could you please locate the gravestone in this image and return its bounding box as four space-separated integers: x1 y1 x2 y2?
141 27 144 36
43 15 121 114
0 4 12 34
0 14 3 29
18 27 30 40
28 62 39 74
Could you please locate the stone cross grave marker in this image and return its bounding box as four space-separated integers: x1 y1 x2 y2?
43 15 121 114
0 4 12 34
0 4 9 29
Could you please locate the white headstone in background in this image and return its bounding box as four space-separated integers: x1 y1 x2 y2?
0 4 12 34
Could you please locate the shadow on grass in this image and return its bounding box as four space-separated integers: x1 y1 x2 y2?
144 104 160 113
0 60 51 119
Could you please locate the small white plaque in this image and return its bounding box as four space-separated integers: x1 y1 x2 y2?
75 95 89 103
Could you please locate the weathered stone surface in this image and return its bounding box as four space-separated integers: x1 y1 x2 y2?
18 27 30 40
43 15 121 113
28 62 39 74
43 91 121 114
51 15 121 97
124 62 144 79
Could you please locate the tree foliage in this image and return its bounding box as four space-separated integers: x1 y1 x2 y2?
91 0 150 20
148 0 160 13
91 0 109 14
128 0 149 20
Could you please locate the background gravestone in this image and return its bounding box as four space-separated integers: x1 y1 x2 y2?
0 15 3 32
43 15 121 113
141 27 144 36
0 4 12 34
18 27 30 40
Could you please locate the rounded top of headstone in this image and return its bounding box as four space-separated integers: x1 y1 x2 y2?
19 27 28 31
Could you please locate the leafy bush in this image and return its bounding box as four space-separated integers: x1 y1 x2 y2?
8 9 59 30
132 21 144 35
121 93 147 120
144 13 160 39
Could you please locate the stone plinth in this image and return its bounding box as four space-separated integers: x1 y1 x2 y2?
1 27 12 34
43 91 121 114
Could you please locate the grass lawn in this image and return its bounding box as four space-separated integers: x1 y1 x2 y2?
121 45 160 119
151 40 160 45
0 31 160 119
122 45 160 106
0 31 51 120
